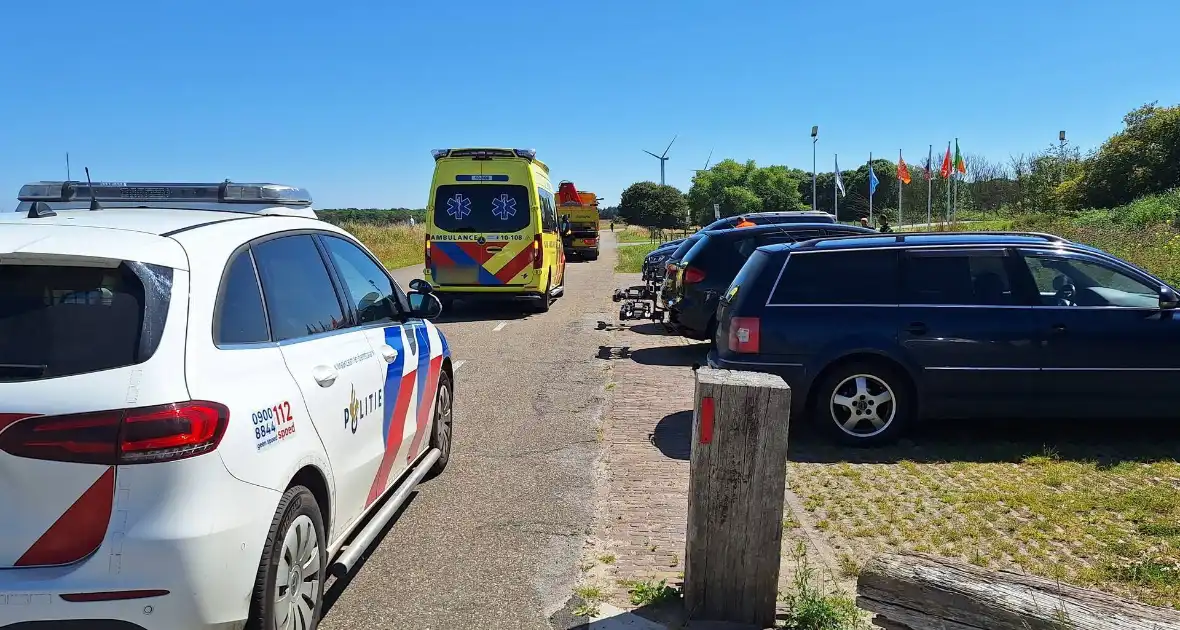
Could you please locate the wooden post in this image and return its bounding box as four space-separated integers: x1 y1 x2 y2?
858 552 1180 630
684 367 791 628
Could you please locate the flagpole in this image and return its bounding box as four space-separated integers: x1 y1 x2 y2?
926 144 932 227
945 141 952 224
833 154 838 221
952 138 959 223
868 152 873 225
898 149 903 227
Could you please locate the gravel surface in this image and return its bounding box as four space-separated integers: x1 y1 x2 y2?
318 237 620 629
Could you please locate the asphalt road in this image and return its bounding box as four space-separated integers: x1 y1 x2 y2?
318 236 619 629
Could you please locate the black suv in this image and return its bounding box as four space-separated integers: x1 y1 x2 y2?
641 211 837 283
709 232 1180 446
663 223 876 340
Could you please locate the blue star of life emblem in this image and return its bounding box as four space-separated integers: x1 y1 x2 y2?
446 193 472 220
491 194 517 220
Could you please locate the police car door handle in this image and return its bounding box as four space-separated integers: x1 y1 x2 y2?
379 344 398 364
312 365 338 388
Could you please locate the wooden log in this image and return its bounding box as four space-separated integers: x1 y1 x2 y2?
857 552 1180 630
683 368 791 629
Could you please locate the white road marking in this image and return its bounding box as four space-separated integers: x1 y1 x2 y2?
492 321 508 332
454 360 466 371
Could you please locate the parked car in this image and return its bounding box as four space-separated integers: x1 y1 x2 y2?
641 238 686 283
664 223 877 340
709 231 1180 446
640 211 838 285
1 181 455 630
699 210 836 231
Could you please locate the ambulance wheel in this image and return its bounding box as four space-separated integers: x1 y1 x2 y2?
534 278 552 313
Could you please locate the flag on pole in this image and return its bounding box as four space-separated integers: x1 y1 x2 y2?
897 156 912 185
834 156 846 197
923 152 932 181
954 139 966 174
939 145 952 178
868 162 879 197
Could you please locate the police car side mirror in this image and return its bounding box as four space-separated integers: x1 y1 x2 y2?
408 293 443 320
408 278 432 294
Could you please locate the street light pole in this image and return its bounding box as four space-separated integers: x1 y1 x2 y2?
1058 130 1067 185
810 126 818 212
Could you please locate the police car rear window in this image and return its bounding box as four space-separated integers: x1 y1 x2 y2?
0 262 171 382
433 184 531 233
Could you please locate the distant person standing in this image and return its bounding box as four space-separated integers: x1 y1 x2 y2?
878 215 893 233
409 216 416 226
859 217 870 228
610 220 615 232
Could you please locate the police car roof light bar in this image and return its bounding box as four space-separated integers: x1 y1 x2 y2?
17 181 313 207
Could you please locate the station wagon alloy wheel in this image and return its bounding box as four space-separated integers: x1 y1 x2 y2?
274 514 321 630
830 374 896 438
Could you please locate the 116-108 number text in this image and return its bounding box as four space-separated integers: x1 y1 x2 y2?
253 401 295 444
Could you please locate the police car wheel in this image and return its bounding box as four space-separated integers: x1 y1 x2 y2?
427 370 454 477
247 486 326 630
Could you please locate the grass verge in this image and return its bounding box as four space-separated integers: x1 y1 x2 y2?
790 445 1180 609
342 221 425 269
616 242 660 273
616 225 653 243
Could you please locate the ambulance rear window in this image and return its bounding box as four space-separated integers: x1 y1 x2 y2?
433 185 531 233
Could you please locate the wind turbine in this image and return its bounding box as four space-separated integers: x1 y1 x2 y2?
691 148 714 174
643 134 677 186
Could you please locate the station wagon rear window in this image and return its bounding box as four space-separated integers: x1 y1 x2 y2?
433 184 531 234
0 261 171 382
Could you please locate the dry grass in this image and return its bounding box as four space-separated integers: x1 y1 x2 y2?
342 221 426 270
616 225 653 243
789 440 1180 609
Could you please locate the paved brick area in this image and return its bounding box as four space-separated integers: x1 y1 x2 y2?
590 275 846 606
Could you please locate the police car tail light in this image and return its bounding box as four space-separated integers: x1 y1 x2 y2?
533 234 543 269
684 266 706 284
728 317 761 354
0 401 229 465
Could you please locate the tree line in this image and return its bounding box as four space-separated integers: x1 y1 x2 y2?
615 101 1180 228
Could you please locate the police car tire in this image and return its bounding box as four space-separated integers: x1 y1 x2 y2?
246 485 327 630
427 370 454 477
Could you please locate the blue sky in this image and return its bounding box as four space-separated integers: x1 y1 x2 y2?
2 0 1177 208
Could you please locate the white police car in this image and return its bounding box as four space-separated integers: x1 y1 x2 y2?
0 181 454 630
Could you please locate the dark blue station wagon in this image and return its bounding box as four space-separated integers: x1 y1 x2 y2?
709 232 1180 445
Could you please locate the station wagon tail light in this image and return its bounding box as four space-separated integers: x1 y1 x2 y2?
728 317 761 354
533 234 544 269
683 266 706 284
0 401 230 465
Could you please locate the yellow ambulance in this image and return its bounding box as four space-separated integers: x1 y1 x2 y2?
424 148 566 313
